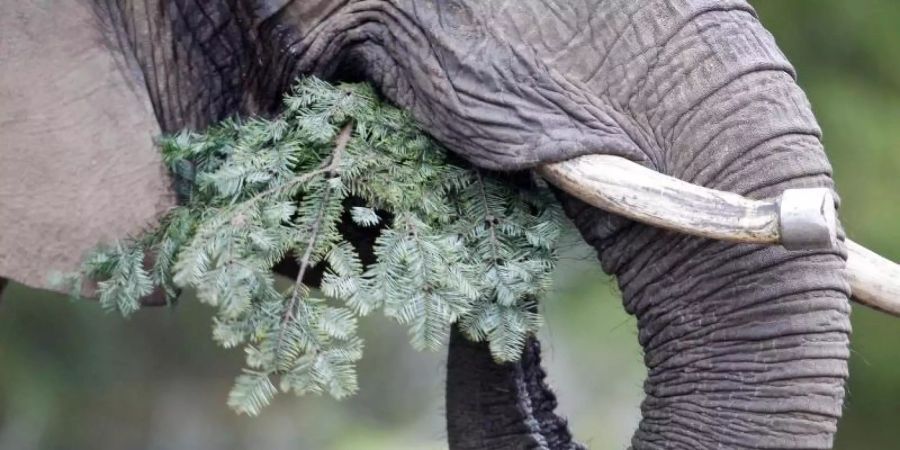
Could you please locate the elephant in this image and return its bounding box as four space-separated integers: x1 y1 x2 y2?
0 1 854 448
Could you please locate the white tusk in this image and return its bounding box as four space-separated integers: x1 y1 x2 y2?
536 155 836 249
537 155 900 317
846 240 900 316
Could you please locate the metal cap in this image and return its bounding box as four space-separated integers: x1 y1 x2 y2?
778 188 837 251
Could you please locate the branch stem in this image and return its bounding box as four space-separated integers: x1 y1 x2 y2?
275 122 355 359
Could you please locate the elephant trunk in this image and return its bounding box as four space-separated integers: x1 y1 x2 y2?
559 5 852 447
567 198 851 448
631 250 848 448
446 328 584 450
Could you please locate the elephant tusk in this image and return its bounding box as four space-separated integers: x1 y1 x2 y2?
536 154 836 249
536 154 900 317
845 240 900 316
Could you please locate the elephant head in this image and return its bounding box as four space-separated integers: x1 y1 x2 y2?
3 1 882 448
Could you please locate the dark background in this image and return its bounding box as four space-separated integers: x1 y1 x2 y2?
1 1 898 448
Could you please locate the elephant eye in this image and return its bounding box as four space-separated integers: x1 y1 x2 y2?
435 0 482 35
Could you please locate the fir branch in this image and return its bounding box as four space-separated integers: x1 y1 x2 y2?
276 122 354 361
70 77 567 414
285 123 352 310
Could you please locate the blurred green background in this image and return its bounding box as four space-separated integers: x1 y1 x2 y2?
1 1 898 449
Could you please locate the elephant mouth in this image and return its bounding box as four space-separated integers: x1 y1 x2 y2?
536 154 900 318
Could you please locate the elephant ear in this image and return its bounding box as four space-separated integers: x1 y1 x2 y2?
0 2 175 294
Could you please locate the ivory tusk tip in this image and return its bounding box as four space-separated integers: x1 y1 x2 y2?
847 239 900 317
779 188 837 251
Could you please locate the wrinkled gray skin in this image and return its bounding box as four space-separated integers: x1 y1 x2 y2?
2 0 852 448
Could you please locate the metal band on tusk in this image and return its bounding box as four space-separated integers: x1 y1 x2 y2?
537 155 900 318
536 155 835 249
778 188 837 250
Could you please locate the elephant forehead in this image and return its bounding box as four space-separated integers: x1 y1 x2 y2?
0 1 176 293
490 0 766 89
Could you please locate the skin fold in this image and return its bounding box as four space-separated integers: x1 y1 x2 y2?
0 1 851 448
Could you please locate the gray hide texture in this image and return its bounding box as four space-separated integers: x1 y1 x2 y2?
0 2 176 292
0 1 850 449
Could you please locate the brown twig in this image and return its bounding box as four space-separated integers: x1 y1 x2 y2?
274 122 354 360
474 170 501 263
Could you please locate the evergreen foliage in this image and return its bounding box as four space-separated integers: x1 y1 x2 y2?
67 78 565 415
